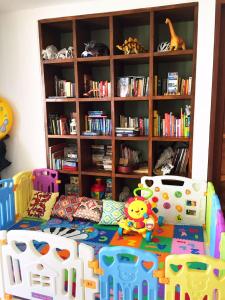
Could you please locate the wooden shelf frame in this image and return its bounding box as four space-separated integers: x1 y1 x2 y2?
39 3 198 198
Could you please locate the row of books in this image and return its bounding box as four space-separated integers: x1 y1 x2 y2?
154 73 192 96
49 143 78 172
52 76 75 98
153 106 191 137
118 115 149 136
117 76 149 97
91 144 112 171
48 113 77 135
83 111 112 136
119 144 142 167
83 79 111 98
171 147 189 175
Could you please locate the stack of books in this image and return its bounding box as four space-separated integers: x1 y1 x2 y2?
117 76 149 97
48 143 78 171
172 146 189 175
83 111 112 136
115 127 140 137
118 115 149 136
48 114 70 135
50 75 75 98
62 145 78 172
154 73 192 96
83 77 111 98
91 145 112 171
153 105 191 137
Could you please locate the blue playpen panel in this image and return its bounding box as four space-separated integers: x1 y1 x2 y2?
210 193 221 256
0 179 15 230
99 246 158 300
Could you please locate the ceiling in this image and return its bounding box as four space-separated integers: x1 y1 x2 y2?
0 0 82 12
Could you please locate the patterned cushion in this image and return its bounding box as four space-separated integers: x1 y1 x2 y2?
73 197 103 223
99 200 125 225
24 190 59 221
51 195 81 222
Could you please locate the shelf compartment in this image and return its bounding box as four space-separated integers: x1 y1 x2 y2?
80 135 112 140
43 64 75 99
154 5 195 51
115 177 140 201
152 95 192 100
40 20 73 51
82 169 112 177
59 170 79 175
113 53 150 61
77 60 110 98
115 173 147 178
115 136 149 141
77 97 112 102
76 17 110 57
113 12 150 55
77 56 110 63
81 175 112 198
42 58 74 66
48 135 77 139
114 96 149 101
46 98 77 103
152 137 191 142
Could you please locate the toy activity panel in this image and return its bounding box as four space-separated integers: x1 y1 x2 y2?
141 176 207 226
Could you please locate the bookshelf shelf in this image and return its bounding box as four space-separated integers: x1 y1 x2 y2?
48 135 77 139
80 135 112 140
152 95 192 100
40 3 197 197
46 98 77 102
152 136 191 142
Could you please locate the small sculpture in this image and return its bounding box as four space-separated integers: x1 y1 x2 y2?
119 186 131 202
81 41 109 57
42 45 58 60
116 37 146 55
42 45 74 60
165 18 186 50
157 41 171 52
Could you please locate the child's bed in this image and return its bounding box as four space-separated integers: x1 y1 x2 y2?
0 169 225 300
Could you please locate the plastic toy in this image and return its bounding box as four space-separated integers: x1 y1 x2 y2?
81 41 109 57
157 41 171 52
0 97 13 140
91 178 105 200
116 37 146 54
118 185 163 241
165 18 186 50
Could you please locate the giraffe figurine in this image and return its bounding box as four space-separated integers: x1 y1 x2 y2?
165 18 186 50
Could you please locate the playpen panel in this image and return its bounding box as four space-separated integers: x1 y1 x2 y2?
0 179 15 230
209 193 221 257
0 231 7 299
99 246 158 300
141 176 207 226
165 254 225 300
13 171 33 218
1 230 93 300
33 168 59 193
205 182 215 243
215 210 225 258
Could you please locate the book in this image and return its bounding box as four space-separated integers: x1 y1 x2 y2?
167 72 179 95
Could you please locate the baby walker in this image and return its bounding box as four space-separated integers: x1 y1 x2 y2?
118 184 163 242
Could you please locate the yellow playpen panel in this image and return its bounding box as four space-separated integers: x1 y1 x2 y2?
13 171 32 219
165 254 225 300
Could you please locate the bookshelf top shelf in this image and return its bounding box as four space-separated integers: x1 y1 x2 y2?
152 95 192 100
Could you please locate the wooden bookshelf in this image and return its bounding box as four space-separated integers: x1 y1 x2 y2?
39 3 198 199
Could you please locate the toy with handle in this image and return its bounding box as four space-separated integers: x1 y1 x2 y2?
118 184 163 242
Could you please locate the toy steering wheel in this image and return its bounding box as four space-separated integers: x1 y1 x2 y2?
133 186 153 199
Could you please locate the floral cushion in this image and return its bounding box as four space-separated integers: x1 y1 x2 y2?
73 197 103 223
24 190 59 221
99 200 125 225
51 195 81 222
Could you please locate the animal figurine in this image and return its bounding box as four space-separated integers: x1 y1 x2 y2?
118 185 163 241
42 45 58 60
157 41 171 52
116 37 146 55
165 18 186 50
81 41 109 57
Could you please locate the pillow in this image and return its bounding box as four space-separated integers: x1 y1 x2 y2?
73 197 103 223
99 200 125 225
24 190 59 221
51 195 81 222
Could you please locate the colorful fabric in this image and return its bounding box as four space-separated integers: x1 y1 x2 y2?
23 190 58 221
99 200 125 225
73 197 103 223
51 195 80 222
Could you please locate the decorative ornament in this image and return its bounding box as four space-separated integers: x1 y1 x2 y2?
116 37 146 55
81 41 109 57
157 41 171 52
165 18 186 50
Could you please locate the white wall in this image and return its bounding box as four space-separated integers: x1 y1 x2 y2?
0 0 216 181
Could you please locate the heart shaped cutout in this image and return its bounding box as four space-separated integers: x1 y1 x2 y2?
56 248 70 260
32 240 49 255
14 241 27 253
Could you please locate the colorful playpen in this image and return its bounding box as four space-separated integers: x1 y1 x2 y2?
0 168 225 300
